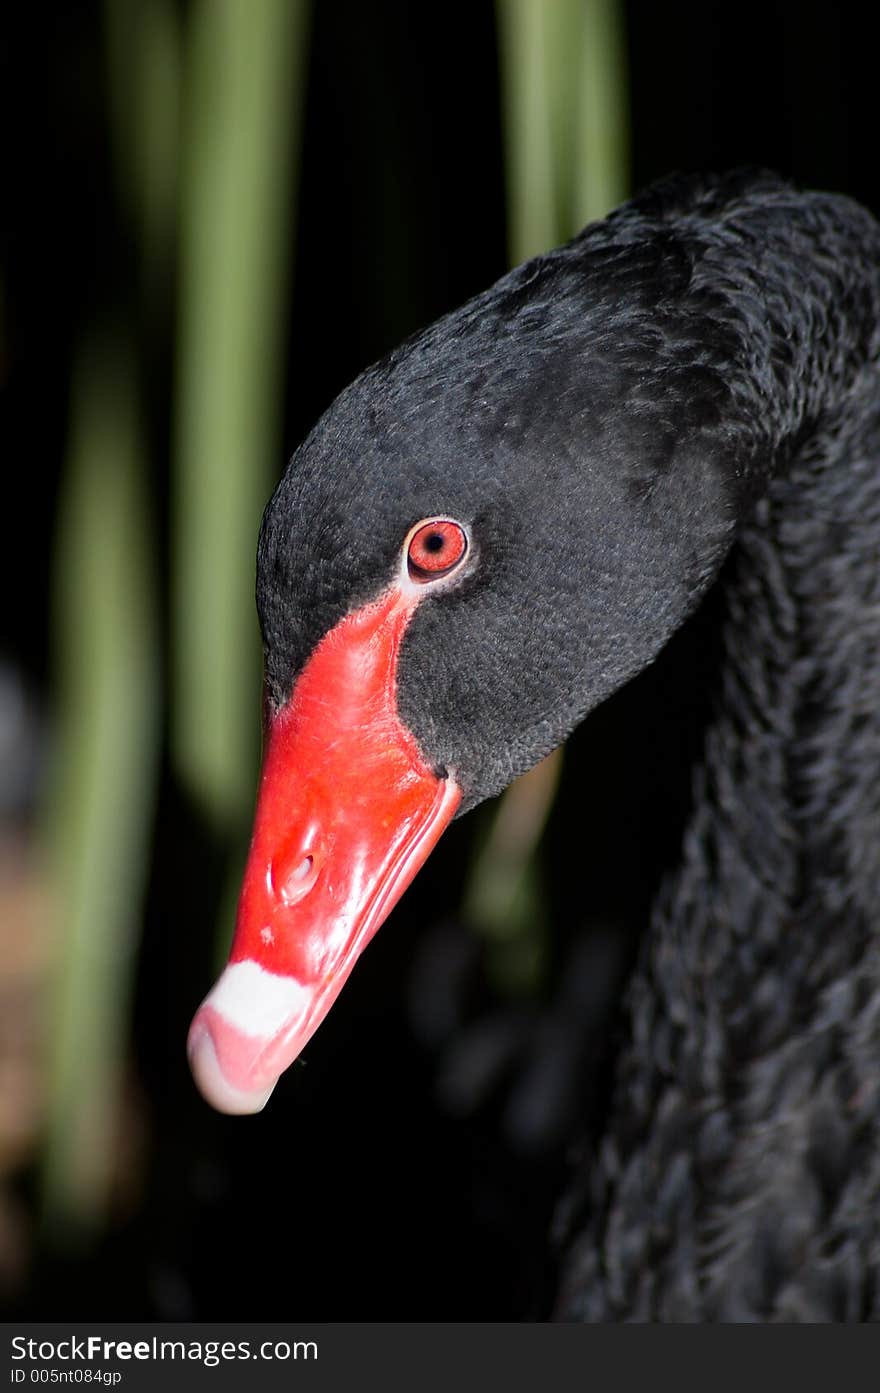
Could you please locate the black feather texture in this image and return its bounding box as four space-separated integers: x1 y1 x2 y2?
553 197 880 1320
555 419 880 1318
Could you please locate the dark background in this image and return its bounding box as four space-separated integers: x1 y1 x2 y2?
1 0 876 1319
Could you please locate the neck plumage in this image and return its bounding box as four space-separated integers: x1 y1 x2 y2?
556 191 880 1323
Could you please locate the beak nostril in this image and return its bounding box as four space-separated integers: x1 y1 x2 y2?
270 846 321 904
290 854 313 883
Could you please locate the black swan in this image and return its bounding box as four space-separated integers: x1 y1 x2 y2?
188 170 880 1320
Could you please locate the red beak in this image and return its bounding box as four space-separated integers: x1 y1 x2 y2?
187 585 461 1113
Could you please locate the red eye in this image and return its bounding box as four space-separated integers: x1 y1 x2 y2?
407 519 468 582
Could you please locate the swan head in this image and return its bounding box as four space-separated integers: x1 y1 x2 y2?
189 181 774 1112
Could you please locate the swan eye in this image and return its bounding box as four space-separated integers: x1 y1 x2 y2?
406 519 468 582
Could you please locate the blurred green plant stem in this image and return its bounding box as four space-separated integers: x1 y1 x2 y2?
172 0 311 829
39 0 180 1242
39 0 180 1243
42 333 159 1237
496 0 629 262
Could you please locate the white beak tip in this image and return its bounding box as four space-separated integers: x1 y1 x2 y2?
188 1026 277 1116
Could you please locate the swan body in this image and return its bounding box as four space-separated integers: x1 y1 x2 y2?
557 368 880 1320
